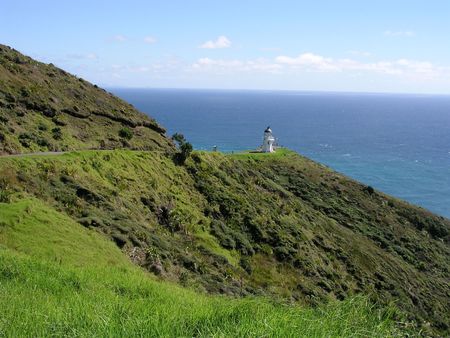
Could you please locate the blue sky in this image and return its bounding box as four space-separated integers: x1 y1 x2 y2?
2 0 450 93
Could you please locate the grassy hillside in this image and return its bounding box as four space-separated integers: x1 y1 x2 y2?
0 149 448 335
0 45 448 336
0 45 173 154
0 199 400 337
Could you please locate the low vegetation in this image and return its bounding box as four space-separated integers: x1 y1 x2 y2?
0 44 172 154
172 132 193 164
0 149 448 335
0 45 448 336
0 199 400 337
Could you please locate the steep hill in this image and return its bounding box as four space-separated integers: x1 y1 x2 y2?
0 46 449 336
0 149 448 335
0 44 172 154
0 199 399 336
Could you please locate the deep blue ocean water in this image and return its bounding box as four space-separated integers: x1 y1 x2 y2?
112 88 450 219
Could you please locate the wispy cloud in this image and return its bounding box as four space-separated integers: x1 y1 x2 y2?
384 30 415 37
199 35 231 49
144 36 157 44
107 58 183 75
113 34 127 42
275 53 340 72
192 57 281 73
275 52 440 77
190 52 448 80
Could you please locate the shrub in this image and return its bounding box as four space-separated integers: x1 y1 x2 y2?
37 138 50 148
0 190 12 203
20 87 31 97
18 132 35 147
38 122 48 131
119 127 133 140
172 133 193 164
51 127 62 140
365 186 375 195
180 142 193 160
172 133 186 145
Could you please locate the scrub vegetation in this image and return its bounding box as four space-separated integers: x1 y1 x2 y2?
0 45 448 336
0 44 172 154
0 199 400 337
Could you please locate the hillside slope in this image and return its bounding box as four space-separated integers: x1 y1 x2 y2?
0 46 448 336
0 199 399 336
0 45 173 154
0 149 448 335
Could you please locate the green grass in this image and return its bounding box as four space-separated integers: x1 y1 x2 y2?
227 147 295 160
0 199 129 267
0 198 400 337
1 43 446 335
0 149 447 335
0 251 399 337
0 44 172 155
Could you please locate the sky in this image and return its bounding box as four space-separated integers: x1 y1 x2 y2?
2 0 450 94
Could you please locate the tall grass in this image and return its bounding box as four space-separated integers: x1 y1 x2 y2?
0 199 400 337
0 250 399 337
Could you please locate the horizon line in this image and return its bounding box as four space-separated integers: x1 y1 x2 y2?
104 86 450 97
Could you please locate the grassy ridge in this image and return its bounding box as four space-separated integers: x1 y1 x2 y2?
0 199 399 337
0 45 173 154
0 149 448 335
1 45 446 336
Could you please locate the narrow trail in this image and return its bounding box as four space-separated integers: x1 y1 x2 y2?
0 151 67 159
0 149 170 159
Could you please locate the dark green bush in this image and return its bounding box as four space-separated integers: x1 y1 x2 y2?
172 133 193 164
37 122 48 131
51 127 62 140
365 186 375 195
37 138 50 147
0 189 12 203
119 127 133 140
18 132 35 147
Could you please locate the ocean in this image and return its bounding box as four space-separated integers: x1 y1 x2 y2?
112 88 450 219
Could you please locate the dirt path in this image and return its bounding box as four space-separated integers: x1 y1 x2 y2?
0 151 67 158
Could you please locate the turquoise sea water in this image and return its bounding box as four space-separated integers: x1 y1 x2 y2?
112 89 450 219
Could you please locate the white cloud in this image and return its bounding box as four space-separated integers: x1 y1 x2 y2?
144 36 157 44
275 52 442 77
199 35 231 49
190 52 447 80
107 58 183 76
192 57 281 73
113 35 127 42
384 30 415 37
275 53 340 72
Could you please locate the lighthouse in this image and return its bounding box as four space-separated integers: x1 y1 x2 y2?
262 126 275 153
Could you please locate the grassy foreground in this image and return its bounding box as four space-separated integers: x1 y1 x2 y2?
0 199 400 337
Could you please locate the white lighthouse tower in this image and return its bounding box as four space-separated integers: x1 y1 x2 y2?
262 126 275 153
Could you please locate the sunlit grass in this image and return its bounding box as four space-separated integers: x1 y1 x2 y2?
0 198 400 337
0 250 399 337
